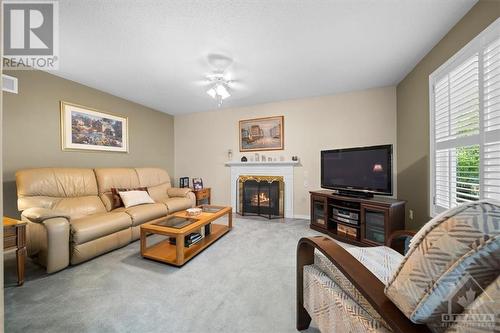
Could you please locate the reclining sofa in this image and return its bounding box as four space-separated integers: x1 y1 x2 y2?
16 167 195 273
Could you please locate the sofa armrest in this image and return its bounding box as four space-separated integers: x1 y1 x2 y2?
21 208 70 273
22 207 71 223
386 230 416 254
297 236 430 333
167 187 192 198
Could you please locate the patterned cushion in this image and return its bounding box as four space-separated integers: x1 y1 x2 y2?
344 246 404 285
313 246 403 325
443 276 500 333
303 264 391 333
385 200 500 325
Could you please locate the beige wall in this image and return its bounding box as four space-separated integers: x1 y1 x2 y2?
2 70 175 218
396 0 500 230
175 86 397 217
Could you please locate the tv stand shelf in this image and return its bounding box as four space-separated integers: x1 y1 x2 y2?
310 190 405 247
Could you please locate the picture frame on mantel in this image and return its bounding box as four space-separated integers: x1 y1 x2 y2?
60 101 129 153
239 115 284 152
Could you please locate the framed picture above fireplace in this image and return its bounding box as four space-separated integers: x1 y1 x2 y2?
239 116 284 152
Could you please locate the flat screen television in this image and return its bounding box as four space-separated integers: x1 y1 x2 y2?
321 144 392 197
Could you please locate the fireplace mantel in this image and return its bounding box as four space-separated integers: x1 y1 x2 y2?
225 161 299 167
225 160 298 218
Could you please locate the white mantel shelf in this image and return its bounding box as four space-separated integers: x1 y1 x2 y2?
225 161 299 167
226 160 298 218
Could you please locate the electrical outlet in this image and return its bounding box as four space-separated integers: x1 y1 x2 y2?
409 209 414 220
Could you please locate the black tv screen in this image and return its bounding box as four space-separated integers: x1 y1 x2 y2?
321 145 392 195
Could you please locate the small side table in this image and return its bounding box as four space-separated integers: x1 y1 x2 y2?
4 217 27 286
193 188 211 205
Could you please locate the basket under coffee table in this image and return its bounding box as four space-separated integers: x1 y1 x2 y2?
140 205 232 266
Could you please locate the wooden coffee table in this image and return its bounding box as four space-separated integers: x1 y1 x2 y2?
140 205 232 266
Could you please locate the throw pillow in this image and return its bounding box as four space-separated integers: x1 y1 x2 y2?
385 200 500 325
110 187 147 209
118 190 155 208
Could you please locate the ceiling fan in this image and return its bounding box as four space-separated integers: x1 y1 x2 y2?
205 72 232 107
198 54 242 107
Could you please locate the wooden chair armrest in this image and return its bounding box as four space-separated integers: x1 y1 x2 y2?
386 230 417 248
296 236 429 333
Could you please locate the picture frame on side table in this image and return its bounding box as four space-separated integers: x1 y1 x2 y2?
60 101 128 153
192 178 204 190
179 177 190 188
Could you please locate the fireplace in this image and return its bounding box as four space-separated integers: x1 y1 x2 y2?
238 175 284 219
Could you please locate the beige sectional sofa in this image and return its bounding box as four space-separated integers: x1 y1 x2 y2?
16 167 195 273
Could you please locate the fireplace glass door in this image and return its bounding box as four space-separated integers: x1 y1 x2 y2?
242 179 281 218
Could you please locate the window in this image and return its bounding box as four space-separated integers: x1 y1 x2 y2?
430 18 500 216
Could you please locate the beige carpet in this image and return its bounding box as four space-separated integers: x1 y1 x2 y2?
5 216 323 333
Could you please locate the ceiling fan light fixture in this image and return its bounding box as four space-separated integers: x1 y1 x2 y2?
206 87 217 99
203 65 234 107
215 83 230 99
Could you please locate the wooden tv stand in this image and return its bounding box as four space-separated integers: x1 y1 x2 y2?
310 190 405 247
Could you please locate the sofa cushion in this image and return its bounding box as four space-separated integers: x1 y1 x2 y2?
344 246 404 285
71 212 132 245
114 203 168 226
312 245 403 325
119 190 155 208
94 168 141 194
110 187 147 209
444 276 499 333
162 197 193 213
16 168 98 198
135 168 171 188
385 200 500 324
303 264 391 333
147 183 169 203
16 168 99 211
53 196 107 220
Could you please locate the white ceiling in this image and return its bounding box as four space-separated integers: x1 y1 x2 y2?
55 0 477 115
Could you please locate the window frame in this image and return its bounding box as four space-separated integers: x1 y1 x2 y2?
429 18 500 217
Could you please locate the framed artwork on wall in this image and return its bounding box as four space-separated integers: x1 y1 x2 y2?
60 101 128 153
239 115 284 152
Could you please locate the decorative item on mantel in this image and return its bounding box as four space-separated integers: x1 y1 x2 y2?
241 156 247 162
227 149 233 161
255 153 260 162
292 156 299 161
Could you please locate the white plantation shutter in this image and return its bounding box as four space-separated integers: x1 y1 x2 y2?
430 19 500 215
484 37 500 201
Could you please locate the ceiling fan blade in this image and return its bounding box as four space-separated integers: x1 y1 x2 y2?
193 78 212 86
228 80 245 90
